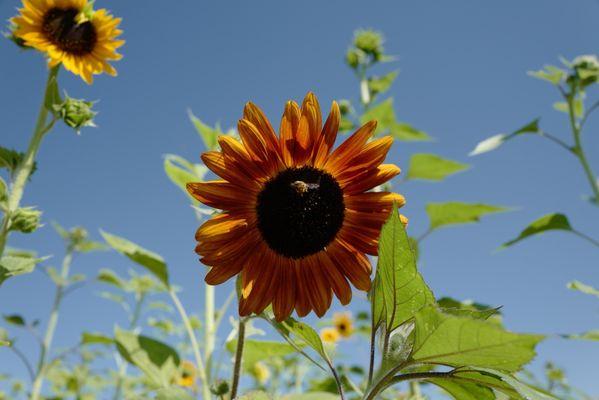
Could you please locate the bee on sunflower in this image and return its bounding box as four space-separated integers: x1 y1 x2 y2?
11 0 124 83
187 93 407 322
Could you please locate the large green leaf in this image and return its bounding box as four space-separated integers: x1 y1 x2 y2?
501 213 572 248
96 268 126 290
282 393 340 400
3 314 25 326
0 255 46 286
407 154 469 182
563 330 599 341
470 119 540 156
360 99 430 141
101 231 169 287
238 391 272 400
114 328 180 388
368 70 399 96
225 339 298 370
372 204 434 332
567 280 599 298
411 306 543 372
188 110 221 150
426 202 507 230
474 368 558 399
81 332 114 345
154 388 195 400
428 378 495 400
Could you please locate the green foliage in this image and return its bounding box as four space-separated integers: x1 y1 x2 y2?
188 110 230 151
425 202 507 230
567 280 599 298
469 119 540 156
81 332 114 345
406 153 469 182
2 314 25 326
360 99 430 141
0 146 37 178
53 94 97 133
271 317 330 369
372 204 433 333
411 306 543 372
501 213 573 248
9 206 42 233
114 328 180 388
101 230 169 287
0 254 45 286
163 154 207 200
225 340 298 371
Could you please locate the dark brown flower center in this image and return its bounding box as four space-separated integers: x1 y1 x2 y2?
42 7 97 55
256 166 345 259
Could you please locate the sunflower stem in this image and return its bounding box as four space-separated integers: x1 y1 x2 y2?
30 246 73 400
566 91 599 204
0 66 59 259
205 283 216 380
170 289 211 400
230 317 247 399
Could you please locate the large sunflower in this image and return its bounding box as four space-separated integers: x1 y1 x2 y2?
11 0 124 84
187 93 406 321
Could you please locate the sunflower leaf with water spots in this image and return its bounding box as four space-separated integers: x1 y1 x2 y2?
372 203 434 334
407 153 470 182
501 213 573 248
426 202 508 231
411 306 543 372
101 231 169 287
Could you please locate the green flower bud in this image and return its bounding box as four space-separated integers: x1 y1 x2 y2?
54 95 97 133
337 99 352 116
10 207 42 233
353 29 384 60
210 380 229 396
571 54 599 87
345 48 362 69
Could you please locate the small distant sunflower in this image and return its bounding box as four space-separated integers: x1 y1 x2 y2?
320 327 340 344
177 360 197 388
333 312 354 338
251 362 271 385
187 93 406 321
11 0 124 84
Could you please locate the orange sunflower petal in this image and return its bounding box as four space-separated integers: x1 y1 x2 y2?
187 181 253 210
324 121 377 175
312 101 340 167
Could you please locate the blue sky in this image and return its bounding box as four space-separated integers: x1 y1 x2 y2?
1 0 598 396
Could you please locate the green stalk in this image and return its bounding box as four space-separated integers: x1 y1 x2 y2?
30 247 73 400
230 318 246 399
112 293 146 400
169 289 210 400
567 94 599 203
205 283 215 380
0 66 59 258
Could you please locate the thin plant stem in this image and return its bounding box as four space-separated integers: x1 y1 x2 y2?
10 346 35 382
205 283 215 380
0 66 59 258
112 293 146 400
30 247 73 400
367 319 376 386
538 130 574 153
169 289 210 400
566 93 599 203
571 229 599 248
230 317 246 399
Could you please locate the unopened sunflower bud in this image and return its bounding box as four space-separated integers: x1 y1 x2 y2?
54 95 97 133
353 29 384 60
210 380 229 396
571 54 599 87
69 227 89 247
10 207 42 233
345 48 362 69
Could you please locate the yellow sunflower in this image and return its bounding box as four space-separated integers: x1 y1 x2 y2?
11 0 124 84
320 327 340 344
333 312 354 338
177 360 197 388
187 93 406 322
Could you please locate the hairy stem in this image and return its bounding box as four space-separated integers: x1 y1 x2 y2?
205 283 215 380
0 66 59 258
30 247 73 400
170 289 210 400
230 318 246 399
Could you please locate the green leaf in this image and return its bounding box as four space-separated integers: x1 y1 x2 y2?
238 391 272 400
114 327 180 388
81 332 113 345
372 204 434 332
0 255 46 286
282 393 340 400
44 74 62 114
188 110 221 150
528 65 567 85
470 119 540 156
411 306 543 372
426 202 507 231
225 340 298 370
163 154 207 199
3 314 25 326
101 231 169 287
368 70 399 96
360 99 430 141
474 368 558 399
567 280 599 298
153 388 195 400
406 154 469 182
437 297 502 324
501 213 572 248
428 378 495 400
97 269 126 289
